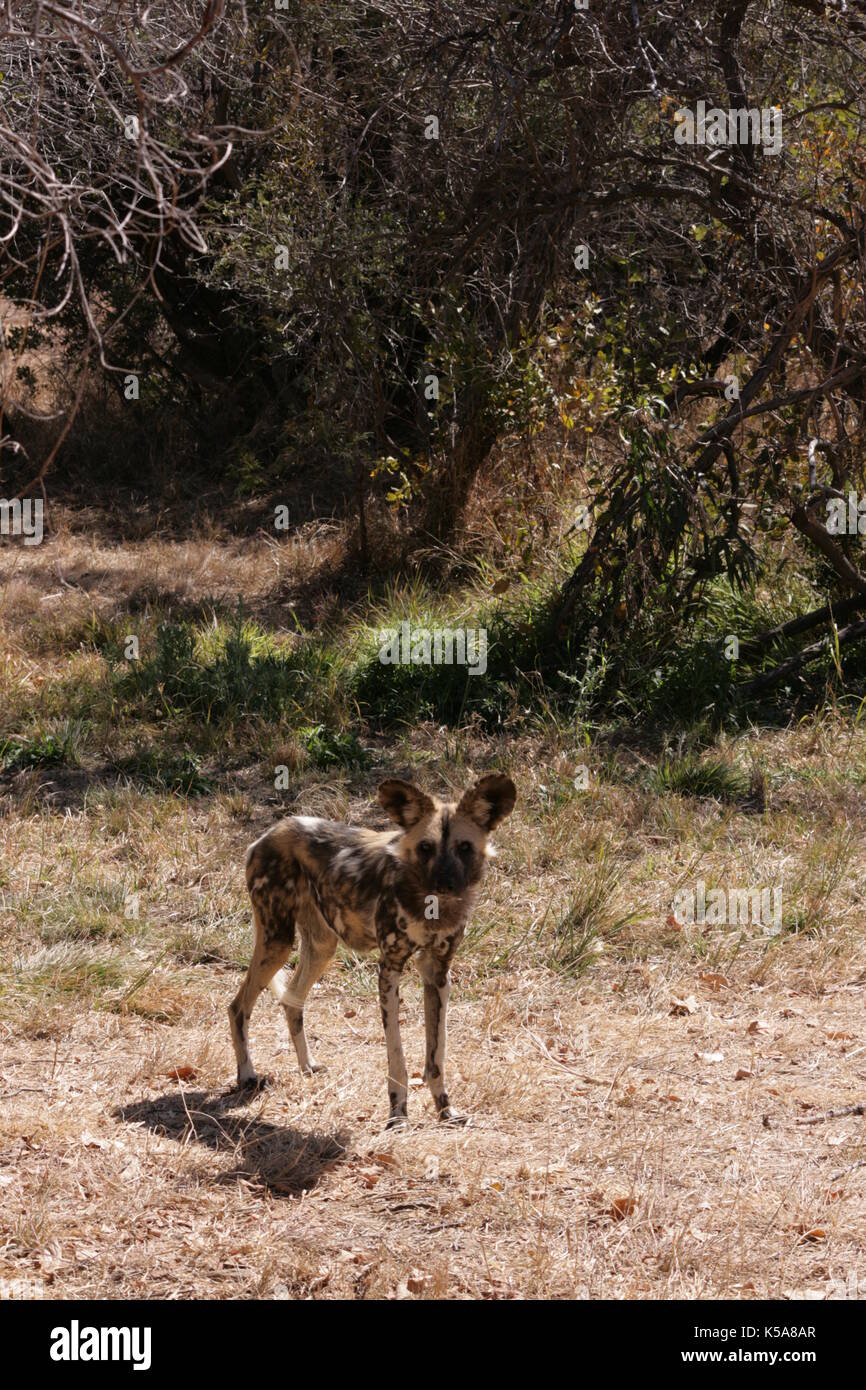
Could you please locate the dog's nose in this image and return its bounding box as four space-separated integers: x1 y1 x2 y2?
434 865 460 893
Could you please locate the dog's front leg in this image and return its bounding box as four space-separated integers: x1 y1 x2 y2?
378 959 409 1127
417 935 466 1125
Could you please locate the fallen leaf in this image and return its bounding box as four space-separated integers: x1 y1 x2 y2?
166 1066 197 1081
735 1067 753 1081
609 1196 636 1221
824 1030 854 1041
482 1177 504 1192
80 1132 107 1149
406 1269 430 1294
747 1019 770 1036
700 971 731 991
795 1226 826 1243
670 994 698 1016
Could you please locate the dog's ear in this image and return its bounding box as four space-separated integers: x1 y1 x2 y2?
378 779 435 829
456 774 516 833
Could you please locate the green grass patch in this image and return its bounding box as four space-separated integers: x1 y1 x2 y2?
114 747 215 797
0 719 89 771
352 573 563 729
298 723 371 769
107 606 349 731
9 943 131 1001
550 852 637 977
652 752 750 802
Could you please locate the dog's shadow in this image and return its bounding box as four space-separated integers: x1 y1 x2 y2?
114 1089 349 1196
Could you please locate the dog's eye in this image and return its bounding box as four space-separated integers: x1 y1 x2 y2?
418 840 434 854
457 841 473 855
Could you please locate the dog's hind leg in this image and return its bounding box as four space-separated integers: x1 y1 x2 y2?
229 915 294 1087
230 852 298 1087
270 910 337 1075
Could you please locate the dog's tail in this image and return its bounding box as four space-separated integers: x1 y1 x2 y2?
268 965 292 1003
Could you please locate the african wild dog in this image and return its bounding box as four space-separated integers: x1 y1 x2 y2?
228 774 516 1127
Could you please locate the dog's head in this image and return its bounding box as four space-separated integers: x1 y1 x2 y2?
378 774 516 899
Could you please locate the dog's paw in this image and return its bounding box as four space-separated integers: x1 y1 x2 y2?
302 1061 328 1076
438 1106 468 1126
236 1072 272 1094
385 1111 408 1130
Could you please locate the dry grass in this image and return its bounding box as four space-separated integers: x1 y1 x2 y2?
2 529 866 1300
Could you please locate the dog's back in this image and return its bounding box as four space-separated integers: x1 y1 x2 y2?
245 814 400 953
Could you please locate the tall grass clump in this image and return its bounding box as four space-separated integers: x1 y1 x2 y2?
117 608 343 726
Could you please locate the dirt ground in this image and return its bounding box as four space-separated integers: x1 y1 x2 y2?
3 945 866 1300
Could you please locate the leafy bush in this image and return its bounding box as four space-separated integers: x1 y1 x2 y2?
298 725 371 770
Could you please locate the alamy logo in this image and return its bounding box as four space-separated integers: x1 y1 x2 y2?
377 621 487 676
0 497 43 545
674 101 782 156
49 1321 152 1371
0 1275 43 1298
672 881 782 931
826 492 866 535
